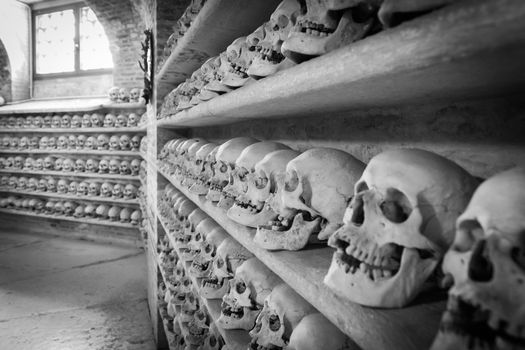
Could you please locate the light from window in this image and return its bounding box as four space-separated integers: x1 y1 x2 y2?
79 7 113 70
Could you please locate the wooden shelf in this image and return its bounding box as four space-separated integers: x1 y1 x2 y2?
0 149 141 156
1 126 146 133
155 0 281 101
0 207 137 228
158 165 446 350
0 168 140 181
157 0 525 128
0 188 139 205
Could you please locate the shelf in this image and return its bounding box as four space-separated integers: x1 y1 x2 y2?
0 149 141 156
155 0 281 101
0 126 147 133
0 207 137 228
0 168 140 181
0 188 139 205
157 0 525 128
101 102 147 110
0 97 107 114
158 165 445 350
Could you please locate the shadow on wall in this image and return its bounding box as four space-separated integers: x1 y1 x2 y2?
0 39 11 104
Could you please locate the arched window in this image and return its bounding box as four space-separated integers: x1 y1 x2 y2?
34 4 113 76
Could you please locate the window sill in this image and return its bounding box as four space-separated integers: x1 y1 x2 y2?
34 69 113 80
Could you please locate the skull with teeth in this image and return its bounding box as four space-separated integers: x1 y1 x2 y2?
16 117 24 128
54 201 65 215
82 114 92 128
74 159 85 172
185 306 211 346
112 183 123 198
378 0 456 27
200 237 253 300
38 136 47 149
224 142 292 223
119 160 131 175
67 135 77 149
76 135 86 150
2 136 10 148
91 113 103 127
61 114 71 128
46 178 57 192
108 86 119 102
34 116 44 128
104 114 116 128
109 135 120 150
23 157 34 170
119 207 132 223
53 158 62 171
257 148 365 251
84 203 96 218
324 148 478 308
188 144 219 196
24 116 33 128
247 0 300 78
85 158 99 173
57 136 68 150
171 276 192 307
207 137 259 203
181 292 200 323
68 181 78 194
175 138 207 181
131 210 142 225
288 313 352 350
119 135 131 150
62 158 74 172
249 284 316 350
19 136 29 149
13 156 23 169
51 115 61 128
190 226 229 278
130 88 141 102
181 140 212 188
97 135 109 150
9 176 18 189
88 182 100 196
74 205 85 218
130 159 141 176
219 258 283 330
116 114 128 128
430 167 525 350
85 136 97 150
63 201 77 216
130 135 141 151
48 136 57 149
18 177 28 190
71 115 82 128
127 113 139 127
28 178 38 191
77 181 89 196
100 182 113 197
29 137 39 150
98 159 109 173
171 199 197 236
9 136 19 149
118 88 130 103
282 0 378 62
178 209 208 261
123 184 137 199
222 37 257 88
57 179 69 193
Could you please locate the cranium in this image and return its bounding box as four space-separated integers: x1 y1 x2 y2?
108 86 119 101
71 115 82 128
18 177 28 190
97 135 109 150
131 210 142 225
61 114 71 128
82 114 92 128
188 144 219 196
116 114 128 128
112 183 123 198
119 207 132 223
130 88 141 102
62 158 74 172
95 204 110 219
74 159 85 172
130 135 141 151
282 0 377 62
47 136 56 149
45 200 56 213
288 313 351 350
63 201 77 216
13 156 23 169
9 176 18 189
430 167 525 350
119 160 130 175
85 136 97 150
46 178 57 192
5 156 14 168
181 140 212 188
54 201 65 215
57 179 68 193
100 182 113 197
109 135 120 150
74 204 85 218
181 292 200 323
27 178 38 191
51 115 61 128
190 226 229 278
29 137 39 149
177 209 208 261
19 136 29 149
104 113 116 128
91 113 103 127
85 158 99 173
76 135 86 149
57 135 68 149
324 148 478 307
34 158 44 170
84 203 96 217
2 136 10 148
249 284 316 349
123 184 137 199
98 159 109 173
185 306 212 346
108 206 121 221
221 37 257 88
88 182 100 196
0 175 8 186
118 88 130 103
44 155 56 169
16 117 24 127
119 135 131 150
23 157 34 170
207 137 258 203
67 135 77 149
24 116 33 128
77 181 89 196
127 113 139 127
130 159 141 176
34 116 44 128
68 181 79 194
200 237 253 299
9 136 19 149
219 258 283 330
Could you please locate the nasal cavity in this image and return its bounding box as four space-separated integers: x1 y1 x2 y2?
351 196 365 226
468 240 494 282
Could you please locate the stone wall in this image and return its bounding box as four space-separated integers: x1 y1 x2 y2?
33 74 113 98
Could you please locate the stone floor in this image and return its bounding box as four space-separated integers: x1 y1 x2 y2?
0 231 156 350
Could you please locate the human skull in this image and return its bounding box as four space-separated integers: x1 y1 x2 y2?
51 115 61 128
130 159 141 176
131 210 142 225
119 207 132 223
249 284 316 349
288 313 352 350
207 137 258 203
62 158 74 172
54 201 65 215
57 179 68 193
9 136 18 149
67 135 77 149
378 0 456 27
180 140 210 187
108 206 121 221
98 159 109 173
84 203 96 217
74 204 85 218
19 136 29 149
129 135 140 151
34 116 44 128
47 136 57 149
256 148 365 251
116 114 128 128
112 183 123 198
74 159 85 172
109 159 120 174
71 115 82 128
219 258 283 330
324 148 478 308
56 136 67 150
430 167 525 350
127 113 139 127
108 87 119 101
119 135 131 150
109 135 120 150
86 158 99 173
91 113 103 127
13 156 23 169
88 182 100 196
5 156 14 168
104 114 116 128
63 201 77 216
24 116 34 128
34 158 44 170
18 177 28 190
27 178 38 191
200 237 253 299
46 178 57 192
29 136 39 149
23 157 34 170
97 135 109 150
190 226 229 278
177 209 208 261
281 0 377 63
68 181 78 194
82 114 92 128
188 144 220 196
100 182 113 197
8 176 18 189
76 135 86 149
118 88 130 103
61 114 71 128
0 175 8 186
95 204 110 219
85 136 97 150
77 181 88 196
1 136 10 148
124 184 137 199
16 117 24 128
130 88 141 102
221 37 257 88
44 200 56 213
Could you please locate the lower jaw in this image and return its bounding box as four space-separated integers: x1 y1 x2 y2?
227 203 276 228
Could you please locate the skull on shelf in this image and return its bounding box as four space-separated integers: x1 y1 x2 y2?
85 136 97 150
180 140 210 188
77 181 89 196
8 176 18 189
109 159 120 174
430 167 525 350
57 136 67 150
29 136 39 149
16 117 24 128
324 148 478 308
71 115 82 128
34 158 44 170
123 184 137 199
282 0 378 62
130 159 141 176
119 135 131 151
127 113 139 127
84 203 96 218
18 177 28 190
76 135 86 149
119 207 132 223
188 144 219 196
108 206 121 221
24 116 34 128
288 313 352 350
86 158 99 173
23 157 34 170
97 135 109 150
177 209 208 261
47 136 57 149
112 183 123 198
54 201 65 215
130 88 141 102
63 201 77 216
62 158 74 172
219 258 283 330
9 136 18 149
19 136 29 149
88 182 100 196
109 135 120 151
104 114 116 128
91 113 103 127
130 135 141 151
82 114 92 128
190 226 229 278
13 156 23 169
181 292 200 323
67 135 77 149
74 159 85 172
27 178 38 191
46 178 57 192
108 87 120 102
61 114 71 128
118 88 130 103
51 115 61 128
116 114 128 128
1 136 10 148
34 116 44 128
68 181 79 194
185 305 211 346
74 204 85 218
95 204 110 220
57 179 68 193
131 210 142 225
98 159 109 173
221 37 257 88
44 200 56 213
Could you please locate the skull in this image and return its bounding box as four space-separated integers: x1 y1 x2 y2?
2 136 10 148
97 135 109 150
5 156 14 168
85 136 97 150
63 201 77 216
45 200 56 213
222 141 290 217
0 175 8 186
207 137 258 203
29 137 39 149
23 157 34 170
61 114 71 128
34 116 44 128
181 292 200 323
378 0 456 27
430 167 525 350
19 136 29 149
18 177 28 190
181 140 211 188
185 306 211 346
221 37 257 88
112 183 123 198
178 209 208 261
108 86 120 101
249 284 316 349
219 258 283 330
108 206 121 221
124 184 137 199
188 144 219 196
74 159 85 172
256 148 365 251
91 113 103 127
71 115 82 128
57 136 67 149
104 114 116 128
28 178 38 191
9 176 18 189
118 88 130 103
86 158 99 173
288 313 351 350
130 135 141 151
68 181 78 194
82 114 92 128
127 113 139 127
130 88 141 102
95 204 110 220
51 115 61 128
190 226 229 278
24 116 33 128
324 148 478 307
46 178 57 192
57 179 69 193
34 158 44 170
7 116 16 128
116 114 128 128
109 135 120 150
131 210 142 225
54 201 65 215
98 159 109 173
200 237 253 300
101 182 113 197
88 182 100 196
62 158 74 172
119 207 132 223
14 156 23 169
47 136 56 149
74 204 85 218
130 159 141 176
9 136 18 149
67 135 77 149
84 203 96 217
247 0 300 78
119 135 131 150
77 181 88 195
109 159 120 174
76 135 86 149
16 117 24 127
282 0 377 62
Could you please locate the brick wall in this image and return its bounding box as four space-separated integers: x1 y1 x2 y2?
33 74 113 98
0 40 11 103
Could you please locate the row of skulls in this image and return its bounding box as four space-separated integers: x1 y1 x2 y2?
159 0 457 118
107 87 145 104
0 155 141 176
157 185 351 350
0 134 143 152
0 112 145 129
157 0 208 71
0 195 142 224
0 175 138 199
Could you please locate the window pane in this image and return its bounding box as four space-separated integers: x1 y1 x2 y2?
35 9 75 74
79 7 113 70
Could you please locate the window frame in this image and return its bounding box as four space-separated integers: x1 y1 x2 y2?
32 2 113 80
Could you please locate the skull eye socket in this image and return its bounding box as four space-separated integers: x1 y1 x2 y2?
255 174 268 189
235 281 247 294
511 240 525 272
208 335 217 346
380 188 412 223
238 168 248 182
284 170 299 192
195 233 202 241
216 257 224 268
219 163 228 173
276 14 289 30
269 314 281 332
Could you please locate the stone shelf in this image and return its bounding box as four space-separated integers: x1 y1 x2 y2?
0 188 139 205
0 207 137 228
0 149 141 156
101 102 147 110
157 165 446 350
158 214 252 350
0 97 108 114
155 0 281 101
1 127 147 133
0 168 140 181
157 0 525 128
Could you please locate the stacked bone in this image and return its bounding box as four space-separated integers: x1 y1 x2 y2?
0 155 141 176
157 183 353 349
0 194 141 224
107 87 145 104
0 112 143 129
0 134 143 152
159 0 457 119
0 175 138 200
